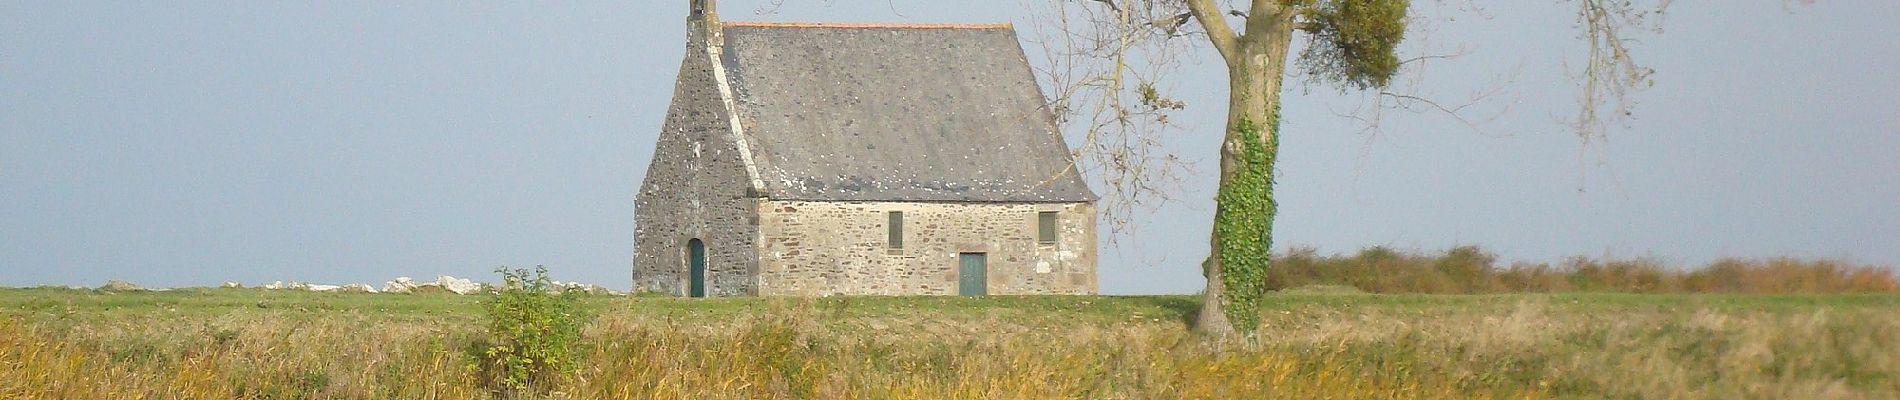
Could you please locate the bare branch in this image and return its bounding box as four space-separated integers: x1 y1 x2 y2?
1184 0 1240 62
754 0 847 15
1397 52 1460 66
1320 7 1515 142
1021 0 1201 240
1566 0 1668 144
1154 12 1192 31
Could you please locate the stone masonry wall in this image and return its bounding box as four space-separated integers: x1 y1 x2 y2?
755 201 1097 296
632 26 759 297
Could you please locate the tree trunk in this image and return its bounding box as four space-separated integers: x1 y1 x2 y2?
1192 9 1294 336
1195 253 1234 336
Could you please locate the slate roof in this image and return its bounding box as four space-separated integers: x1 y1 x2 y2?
719 22 1096 203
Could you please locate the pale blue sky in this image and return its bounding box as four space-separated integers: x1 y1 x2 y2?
3 1 1895 293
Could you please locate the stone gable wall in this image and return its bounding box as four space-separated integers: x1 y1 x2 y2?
754 200 1097 296
632 36 759 297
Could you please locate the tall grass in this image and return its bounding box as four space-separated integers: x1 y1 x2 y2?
0 306 1488 399
568 302 1491 399
0 313 484 399
4 290 1898 399
1269 245 1900 294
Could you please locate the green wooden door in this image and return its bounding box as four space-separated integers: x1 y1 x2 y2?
958 253 987 296
688 239 706 298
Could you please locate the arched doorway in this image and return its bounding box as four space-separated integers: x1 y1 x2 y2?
687 238 706 298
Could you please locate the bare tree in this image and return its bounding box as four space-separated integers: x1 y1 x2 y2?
1031 0 1678 337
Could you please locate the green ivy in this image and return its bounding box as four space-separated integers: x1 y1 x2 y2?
1214 110 1280 334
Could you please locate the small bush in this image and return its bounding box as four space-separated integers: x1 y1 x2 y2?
1268 246 1899 294
476 266 588 395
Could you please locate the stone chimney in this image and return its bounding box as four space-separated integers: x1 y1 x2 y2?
688 0 720 47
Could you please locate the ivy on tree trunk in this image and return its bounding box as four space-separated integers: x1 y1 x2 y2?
1213 110 1279 334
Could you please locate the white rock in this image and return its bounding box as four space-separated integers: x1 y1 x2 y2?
263 281 286 290
221 281 243 288
340 283 377 293
382 279 415 293
436 275 481 294
101 280 143 291
305 284 338 292
547 281 621 295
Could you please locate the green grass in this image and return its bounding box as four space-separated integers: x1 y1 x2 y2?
4 288 1898 399
0 287 486 321
6 286 1895 327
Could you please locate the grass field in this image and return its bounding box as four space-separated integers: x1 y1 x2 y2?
3 287 1898 399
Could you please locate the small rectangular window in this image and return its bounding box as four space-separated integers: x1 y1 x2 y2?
1037 211 1058 243
888 211 904 249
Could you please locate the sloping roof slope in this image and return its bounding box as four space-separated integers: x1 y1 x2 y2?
719 22 1095 203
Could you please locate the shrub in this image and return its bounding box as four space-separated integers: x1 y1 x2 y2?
1267 246 1898 295
476 266 587 395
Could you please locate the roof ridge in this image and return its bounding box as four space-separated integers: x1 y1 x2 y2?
722 21 1011 30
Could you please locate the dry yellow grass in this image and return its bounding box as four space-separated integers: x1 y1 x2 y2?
2 289 1896 399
